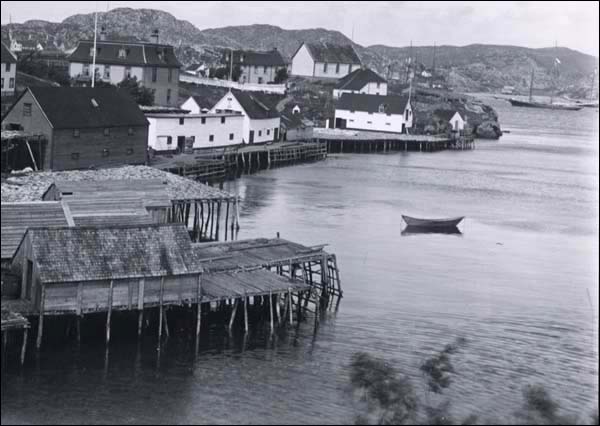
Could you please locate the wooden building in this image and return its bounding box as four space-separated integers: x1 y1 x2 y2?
291 42 362 79
68 32 181 106
1 86 149 170
1 42 17 98
333 67 388 99
334 93 413 134
224 49 288 84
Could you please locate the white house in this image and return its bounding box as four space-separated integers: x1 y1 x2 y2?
68 31 181 106
434 110 465 132
334 93 413 133
211 90 281 144
225 49 288 84
181 96 211 114
333 67 388 99
145 112 244 152
291 42 362 79
1 42 17 98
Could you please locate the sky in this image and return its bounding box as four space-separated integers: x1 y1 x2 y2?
1 1 599 56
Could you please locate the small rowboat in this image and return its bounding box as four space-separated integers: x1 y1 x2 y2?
402 215 464 229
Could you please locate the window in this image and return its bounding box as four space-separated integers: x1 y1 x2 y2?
323 63 328 73
152 67 158 82
377 82 381 88
125 66 132 79
118 48 127 59
83 64 90 76
167 89 171 104
368 112 373 115
126 148 134 155
267 129 270 135
104 65 111 79
179 117 184 125
73 129 80 138
405 109 409 120
258 130 262 137
201 117 206 124
5 63 10 72
386 123 391 126
128 128 135 136
367 121 372 124
229 133 234 140
168 68 173 83
350 110 355 113
221 116 226 124
23 103 32 117
167 136 173 145
264 66 267 73
209 134 214 142
71 153 80 160
102 148 110 157
336 63 340 74
103 128 110 136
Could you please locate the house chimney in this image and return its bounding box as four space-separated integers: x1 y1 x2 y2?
151 29 160 45
100 26 107 41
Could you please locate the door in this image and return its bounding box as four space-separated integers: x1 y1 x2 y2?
274 128 279 142
335 118 347 129
249 130 255 144
177 136 186 152
401 123 406 133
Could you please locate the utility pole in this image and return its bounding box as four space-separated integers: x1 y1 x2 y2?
91 5 98 88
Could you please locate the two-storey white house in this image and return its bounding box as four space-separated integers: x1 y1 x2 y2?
333 67 388 99
291 42 362 79
225 49 288 84
146 111 245 152
211 90 281 144
68 32 181 106
1 42 17 98
334 93 413 134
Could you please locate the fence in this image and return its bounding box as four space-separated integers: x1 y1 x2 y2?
180 74 287 94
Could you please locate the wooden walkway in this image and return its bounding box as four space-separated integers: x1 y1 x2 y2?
314 128 475 153
151 141 328 183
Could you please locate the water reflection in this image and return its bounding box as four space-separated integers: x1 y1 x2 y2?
401 225 463 236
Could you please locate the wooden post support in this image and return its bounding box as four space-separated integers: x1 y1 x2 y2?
269 291 274 333
36 284 46 350
158 277 165 346
21 328 29 366
76 316 81 344
163 307 170 338
288 289 293 325
106 279 114 345
228 299 239 332
275 293 281 326
196 274 202 342
137 279 145 337
244 294 249 334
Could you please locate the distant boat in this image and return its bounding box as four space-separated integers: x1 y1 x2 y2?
402 215 464 229
510 60 582 111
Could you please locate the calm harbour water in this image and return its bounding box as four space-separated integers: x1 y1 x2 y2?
1 96 598 424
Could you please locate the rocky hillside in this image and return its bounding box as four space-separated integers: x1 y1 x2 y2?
1 7 598 96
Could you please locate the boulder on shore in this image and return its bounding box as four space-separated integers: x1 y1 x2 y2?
475 121 503 139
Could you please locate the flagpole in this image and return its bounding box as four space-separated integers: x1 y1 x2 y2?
91 4 98 88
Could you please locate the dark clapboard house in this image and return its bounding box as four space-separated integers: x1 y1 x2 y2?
1 86 149 170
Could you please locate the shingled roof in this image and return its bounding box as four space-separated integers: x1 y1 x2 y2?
336 67 386 90
69 40 181 68
1 202 69 260
337 93 410 115
300 42 361 65
229 90 280 120
1 42 17 64
9 86 148 130
21 224 203 284
227 49 287 67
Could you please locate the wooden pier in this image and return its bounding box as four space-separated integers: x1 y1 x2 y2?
1 225 342 364
314 128 475 153
152 141 328 183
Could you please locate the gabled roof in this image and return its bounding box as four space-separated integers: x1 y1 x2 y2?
433 109 463 122
227 90 280 120
22 224 203 284
185 63 205 71
337 93 410 115
1 202 69 260
336 68 386 90
1 42 17 64
68 40 181 68
299 42 361 65
11 86 148 130
227 49 287 67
